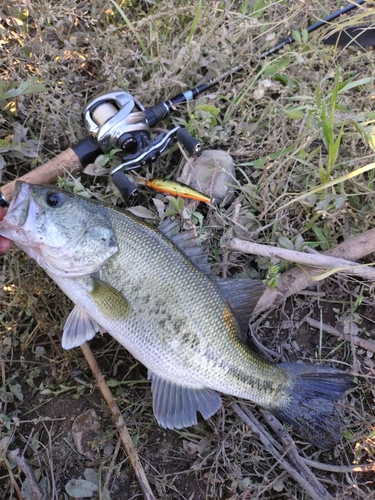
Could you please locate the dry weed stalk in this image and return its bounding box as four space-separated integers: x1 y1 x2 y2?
80 342 155 500
225 237 375 279
8 449 44 500
302 315 375 353
232 403 333 500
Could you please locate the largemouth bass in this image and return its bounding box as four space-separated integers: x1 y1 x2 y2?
0 181 352 449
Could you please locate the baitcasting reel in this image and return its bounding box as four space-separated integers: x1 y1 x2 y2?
84 90 201 201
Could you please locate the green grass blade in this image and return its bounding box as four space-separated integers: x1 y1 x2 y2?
187 0 202 44
276 161 375 212
109 0 147 54
329 126 344 169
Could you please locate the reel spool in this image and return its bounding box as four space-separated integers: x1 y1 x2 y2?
84 90 150 153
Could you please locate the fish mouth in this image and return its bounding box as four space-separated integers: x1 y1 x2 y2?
0 182 39 240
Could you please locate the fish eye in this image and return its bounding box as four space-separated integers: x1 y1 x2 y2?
46 192 64 207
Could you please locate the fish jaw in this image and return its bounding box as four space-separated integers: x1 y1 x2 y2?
0 181 34 239
0 182 49 266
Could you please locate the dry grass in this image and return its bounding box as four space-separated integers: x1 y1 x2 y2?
1 0 375 498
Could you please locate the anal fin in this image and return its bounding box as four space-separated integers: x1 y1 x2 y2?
148 371 222 429
62 305 104 350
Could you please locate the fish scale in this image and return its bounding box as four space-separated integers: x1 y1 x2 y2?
0 181 353 449
104 208 282 397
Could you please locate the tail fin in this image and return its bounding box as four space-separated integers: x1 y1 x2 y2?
271 363 352 450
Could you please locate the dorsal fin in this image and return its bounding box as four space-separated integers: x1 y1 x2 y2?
217 278 265 339
159 218 265 336
158 218 212 276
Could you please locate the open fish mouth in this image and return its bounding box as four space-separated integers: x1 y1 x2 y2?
0 182 40 242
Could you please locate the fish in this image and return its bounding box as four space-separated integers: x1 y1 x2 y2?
0 181 352 449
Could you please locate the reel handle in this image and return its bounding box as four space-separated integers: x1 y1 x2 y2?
176 128 201 156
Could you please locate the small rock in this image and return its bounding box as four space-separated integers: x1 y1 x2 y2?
179 149 236 204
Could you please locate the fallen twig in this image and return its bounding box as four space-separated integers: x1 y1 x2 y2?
225 238 375 279
302 457 375 473
260 411 337 496
245 227 375 315
80 342 155 500
301 316 375 353
104 437 122 489
232 403 333 500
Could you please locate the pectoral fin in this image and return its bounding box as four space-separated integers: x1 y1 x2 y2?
89 278 131 321
148 371 222 429
62 305 103 349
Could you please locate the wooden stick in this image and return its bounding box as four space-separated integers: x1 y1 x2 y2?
80 342 155 500
8 449 44 500
260 411 335 496
248 227 375 315
3 457 25 500
302 457 375 473
104 437 122 489
225 238 375 279
302 316 375 353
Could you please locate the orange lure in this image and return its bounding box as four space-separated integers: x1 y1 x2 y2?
138 178 211 204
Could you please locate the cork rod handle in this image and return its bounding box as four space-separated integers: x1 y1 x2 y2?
1 148 83 202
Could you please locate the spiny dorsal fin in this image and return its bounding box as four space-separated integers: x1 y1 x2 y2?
158 218 212 276
217 278 265 339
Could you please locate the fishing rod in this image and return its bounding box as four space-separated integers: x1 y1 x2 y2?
0 0 366 205
82 0 369 200
146 0 367 117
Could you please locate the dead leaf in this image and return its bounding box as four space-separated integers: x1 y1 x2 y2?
72 409 101 459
